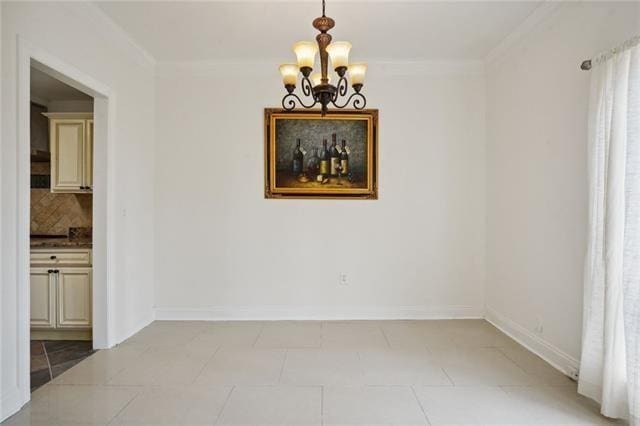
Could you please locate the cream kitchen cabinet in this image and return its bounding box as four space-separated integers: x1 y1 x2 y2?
30 249 92 333
57 268 92 328
44 113 93 193
29 268 56 329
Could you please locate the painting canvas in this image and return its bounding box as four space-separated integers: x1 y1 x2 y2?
264 109 378 199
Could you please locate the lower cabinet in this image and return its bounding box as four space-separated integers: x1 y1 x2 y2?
29 268 56 329
30 250 92 332
57 268 92 328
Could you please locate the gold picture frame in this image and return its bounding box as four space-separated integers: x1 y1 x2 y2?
264 108 378 199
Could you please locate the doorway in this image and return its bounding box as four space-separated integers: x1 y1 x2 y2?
28 67 96 390
13 37 115 411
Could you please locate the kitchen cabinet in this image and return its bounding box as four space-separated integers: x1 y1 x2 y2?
44 113 93 193
30 249 92 334
57 268 92 328
30 268 56 329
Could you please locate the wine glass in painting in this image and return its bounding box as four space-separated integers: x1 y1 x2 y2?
334 163 344 185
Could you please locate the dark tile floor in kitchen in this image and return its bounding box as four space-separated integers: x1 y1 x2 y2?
30 340 95 391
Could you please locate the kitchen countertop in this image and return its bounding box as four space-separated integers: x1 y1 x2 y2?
30 237 92 249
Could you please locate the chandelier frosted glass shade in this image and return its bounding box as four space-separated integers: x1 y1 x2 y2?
293 41 318 70
348 63 367 86
326 41 352 70
310 73 331 87
279 64 299 86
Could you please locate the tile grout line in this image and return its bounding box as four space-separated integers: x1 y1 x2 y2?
441 367 456 386
252 323 265 348
277 349 289 383
107 386 141 424
42 342 54 382
213 385 236 425
379 324 392 348
411 385 433 426
320 385 324 426
492 346 535 380
104 358 143 386
192 345 222 384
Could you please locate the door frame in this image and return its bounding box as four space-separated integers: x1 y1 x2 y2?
15 36 116 405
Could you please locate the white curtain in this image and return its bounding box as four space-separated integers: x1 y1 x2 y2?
579 36 640 425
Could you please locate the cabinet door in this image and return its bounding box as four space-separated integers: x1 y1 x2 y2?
50 119 85 192
84 119 93 191
30 268 55 329
57 268 92 329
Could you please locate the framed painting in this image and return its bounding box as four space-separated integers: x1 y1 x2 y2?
264 108 378 199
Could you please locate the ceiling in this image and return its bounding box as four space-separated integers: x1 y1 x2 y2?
30 67 93 102
95 1 542 62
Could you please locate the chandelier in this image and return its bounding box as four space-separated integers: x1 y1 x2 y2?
279 0 367 115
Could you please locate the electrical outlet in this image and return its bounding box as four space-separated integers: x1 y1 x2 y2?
339 273 348 285
534 317 544 334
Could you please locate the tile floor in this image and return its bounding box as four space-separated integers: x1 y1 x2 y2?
30 340 95 391
3 320 620 425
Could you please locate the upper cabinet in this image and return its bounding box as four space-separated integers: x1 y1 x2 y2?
44 113 93 193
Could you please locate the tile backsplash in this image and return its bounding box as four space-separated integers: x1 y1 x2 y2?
30 161 92 236
30 189 92 235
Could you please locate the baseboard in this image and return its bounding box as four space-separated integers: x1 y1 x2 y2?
155 305 484 321
1 387 24 423
31 329 92 341
485 307 580 377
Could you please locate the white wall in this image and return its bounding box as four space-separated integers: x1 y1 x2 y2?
485 2 639 371
154 61 486 319
1 2 155 420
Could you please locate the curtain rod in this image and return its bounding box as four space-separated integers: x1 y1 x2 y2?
581 35 640 71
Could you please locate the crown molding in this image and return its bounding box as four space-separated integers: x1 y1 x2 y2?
484 1 562 67
63 2 156 68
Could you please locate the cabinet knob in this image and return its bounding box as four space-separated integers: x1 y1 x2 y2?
47 269 53 273
50 255 57 260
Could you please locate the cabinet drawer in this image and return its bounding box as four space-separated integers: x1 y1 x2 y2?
30 249 92 266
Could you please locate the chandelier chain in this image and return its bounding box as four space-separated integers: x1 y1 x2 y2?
322 0 326 17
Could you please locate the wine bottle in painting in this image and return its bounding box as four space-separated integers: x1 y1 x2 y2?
330 133 340 176
340 139 349 175
292 138 303 174
307 148 320 175
319 139 330 176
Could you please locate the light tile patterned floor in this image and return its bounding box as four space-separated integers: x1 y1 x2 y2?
2 320 619 425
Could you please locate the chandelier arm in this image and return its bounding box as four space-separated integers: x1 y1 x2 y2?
282 92 318 111
301 75 314 97
330 91 367 110
332 76 348 101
